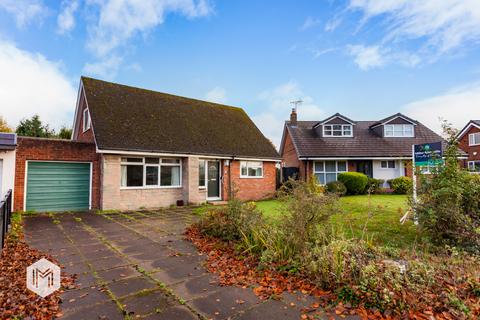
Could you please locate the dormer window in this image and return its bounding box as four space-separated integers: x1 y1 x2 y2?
384 124 414 137
323 124 352 137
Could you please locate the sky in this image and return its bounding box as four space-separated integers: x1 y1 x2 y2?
1 0 480 148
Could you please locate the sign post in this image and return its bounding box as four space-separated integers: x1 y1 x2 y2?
411 141 443 225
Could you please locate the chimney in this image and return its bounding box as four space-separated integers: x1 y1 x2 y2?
290 108 297 126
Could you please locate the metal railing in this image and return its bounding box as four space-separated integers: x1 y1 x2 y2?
1 189 13 249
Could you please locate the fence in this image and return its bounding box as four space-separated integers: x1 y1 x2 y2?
1 189 13 249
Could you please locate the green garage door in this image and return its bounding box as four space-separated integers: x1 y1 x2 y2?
26 162 91 212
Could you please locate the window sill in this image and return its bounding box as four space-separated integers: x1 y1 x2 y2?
240 176 264 179
120 186 182 190
469 143 480 146
199 186 206 190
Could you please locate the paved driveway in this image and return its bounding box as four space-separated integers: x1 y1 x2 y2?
24 208 319 320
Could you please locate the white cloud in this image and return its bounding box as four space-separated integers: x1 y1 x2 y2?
86 0 213 58
204 86 227 104
347 45 385 70
83 55 123 79
300 16 320 31
0 40 77 130
349 0 480 54
57 0 79 34
402 83 480 134
324 16 342 32
0 0 48 27
253 81 325 148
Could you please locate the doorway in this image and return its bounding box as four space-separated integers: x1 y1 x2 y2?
206 160 221 200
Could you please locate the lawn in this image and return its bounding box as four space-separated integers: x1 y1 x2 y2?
256 195 419 249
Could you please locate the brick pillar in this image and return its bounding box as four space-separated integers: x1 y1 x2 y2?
102 155 121 210
183 157 206 205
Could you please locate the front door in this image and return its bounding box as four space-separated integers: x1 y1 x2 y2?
207 161 221 200
356 160 373 178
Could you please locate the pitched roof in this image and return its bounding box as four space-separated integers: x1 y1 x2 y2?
285 119 449 158
81 77 279 159
369 113 417 128
457 120 480 139
313 113 356 127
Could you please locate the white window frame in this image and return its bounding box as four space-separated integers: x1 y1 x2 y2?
313 160 348 185
468 161 480 173
380 160 396 169
198 159 207 189
120 157 182 189
384 124 414 137
469 132 480 146
240 161 264 178
83 108 91 132
322 124 353 137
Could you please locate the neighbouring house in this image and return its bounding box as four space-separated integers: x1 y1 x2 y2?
0 133 16 203
12 77 280 212
280 110 445 187
457 120 480 173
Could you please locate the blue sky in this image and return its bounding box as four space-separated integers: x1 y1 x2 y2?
1 0 480 147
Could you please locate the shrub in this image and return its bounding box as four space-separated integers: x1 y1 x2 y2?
415 121 480 252
365 178 384 194
338 172 368 195
388 176 412 194
326 181 347 196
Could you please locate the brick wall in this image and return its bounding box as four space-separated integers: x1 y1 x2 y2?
222 160 276 201
14 137 100 211
459 126 480 161
282 130 299 168
72 92 95 143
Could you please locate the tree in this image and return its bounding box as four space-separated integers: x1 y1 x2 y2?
16 115 54 138
0 115 13 132
57 126 72 139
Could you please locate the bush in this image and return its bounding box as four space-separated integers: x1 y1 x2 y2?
365 178 384 194
326 181 347 196
388 176 412 194
338 172 368 195
415 121 480 252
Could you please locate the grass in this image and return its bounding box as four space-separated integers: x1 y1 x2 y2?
256 195 419 249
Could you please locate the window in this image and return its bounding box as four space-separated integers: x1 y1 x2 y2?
121 157 181 188
469 132 480 146
384 124 414 137
313 161 347 184
381 160 395 169
323 124 352 137
240 161 263 178
83 108 91 132
468 161 480 173
199 160 206 188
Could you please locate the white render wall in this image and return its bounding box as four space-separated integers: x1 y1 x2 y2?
372 160 404 187
0 150 15 200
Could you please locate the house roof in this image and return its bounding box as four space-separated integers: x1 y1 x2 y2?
369 113 417 129
457 120 480 139
313 113 356 127
285 118 452 158
81 77 279 159
0 133 16 150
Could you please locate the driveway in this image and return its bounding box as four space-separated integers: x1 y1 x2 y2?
23 208 342 320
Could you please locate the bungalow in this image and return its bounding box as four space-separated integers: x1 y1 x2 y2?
280 110 444 186
13 77 280 212
457 120 480 173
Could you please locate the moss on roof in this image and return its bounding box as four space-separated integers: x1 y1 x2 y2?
81 77 279 159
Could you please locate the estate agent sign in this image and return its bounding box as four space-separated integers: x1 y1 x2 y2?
413 142 443 167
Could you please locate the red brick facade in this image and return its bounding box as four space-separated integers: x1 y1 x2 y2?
72 93 95 143
222 160 276 201
459 125 480 162
14 137 101 211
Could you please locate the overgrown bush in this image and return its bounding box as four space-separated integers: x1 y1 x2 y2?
388 176 412 194
415 122 480 253
365 178 384 194
338 172 368 195
326 181 347 196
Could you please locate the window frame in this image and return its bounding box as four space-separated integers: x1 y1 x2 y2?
468 161 480 173
469 132 480 146
380 160 396 169
198 159 207 188
384 124 414 137
313 160 348 185
240 161 264 178
322 124 353 137
82 108 91 132
120 157 182 189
